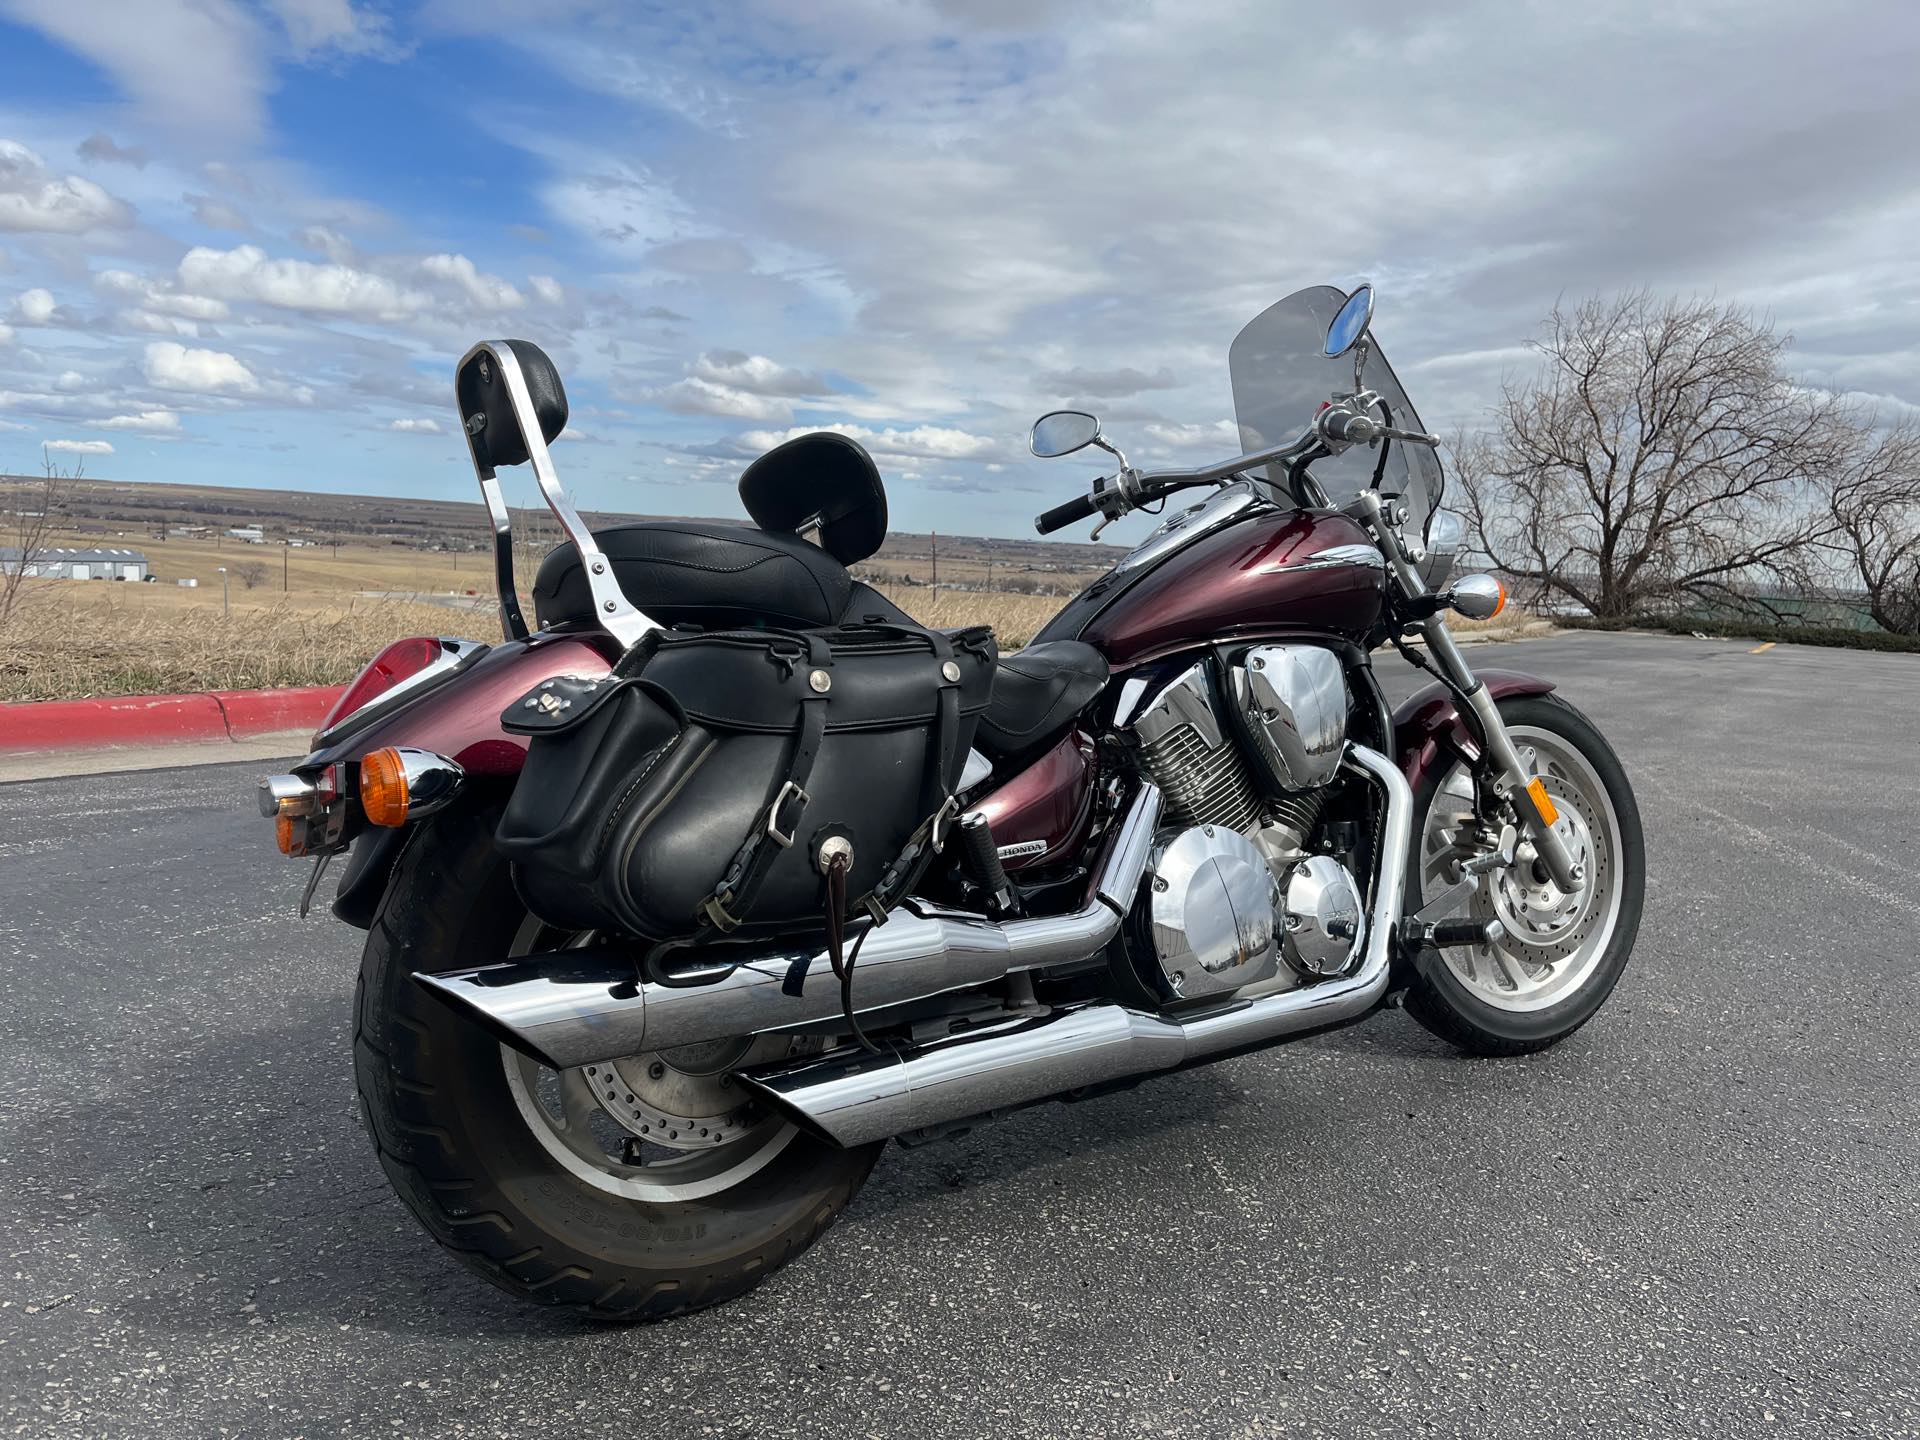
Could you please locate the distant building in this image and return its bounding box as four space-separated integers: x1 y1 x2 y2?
0 546 150 581
227 526 266 544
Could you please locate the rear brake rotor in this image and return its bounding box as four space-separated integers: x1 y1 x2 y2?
582 1034 816 1150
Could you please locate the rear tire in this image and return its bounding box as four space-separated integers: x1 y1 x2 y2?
352 808 883 1321
1401 693 1644 1057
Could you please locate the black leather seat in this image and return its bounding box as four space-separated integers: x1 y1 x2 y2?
535 521 862 631
972 641 1108 762
538 523 1107 760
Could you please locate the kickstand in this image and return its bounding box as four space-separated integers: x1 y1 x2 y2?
298 850 336 919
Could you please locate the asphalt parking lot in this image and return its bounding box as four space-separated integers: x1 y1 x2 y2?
3 631 1917 1438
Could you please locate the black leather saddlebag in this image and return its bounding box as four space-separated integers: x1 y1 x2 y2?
494 624 997 941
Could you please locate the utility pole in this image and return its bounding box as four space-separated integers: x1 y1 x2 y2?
282 538 290 592
216 565 229 618
930 531 938 596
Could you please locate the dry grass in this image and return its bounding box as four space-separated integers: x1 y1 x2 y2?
0 528 1530 703
0 575 1066 703
0 587 473 702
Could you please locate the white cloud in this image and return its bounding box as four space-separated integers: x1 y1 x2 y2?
418 253 523 309
12 287 55 324
0 139 134 234
176 244 525 319
691 350 827 397
268 0 406 59
388 417 443 434
528 274 564 304
0 0 269 136
44 438 114 455
0 321 12 344
186 193 253 232
294 225 355 263
143 340 260 394
656 376 793 422
180 243 424 319
124 310 204 337
739 422 1007 465
77 133 149 168
95 269 231 320
92 410 182 432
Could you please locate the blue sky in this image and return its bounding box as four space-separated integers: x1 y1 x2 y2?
2 1 1919 542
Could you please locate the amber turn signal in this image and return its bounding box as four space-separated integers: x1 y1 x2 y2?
358 746 411 827
275 813 299 854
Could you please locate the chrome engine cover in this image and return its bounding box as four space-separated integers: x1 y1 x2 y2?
1229 645 1350 792
1281 854 1365 977
1146 824 1282 1000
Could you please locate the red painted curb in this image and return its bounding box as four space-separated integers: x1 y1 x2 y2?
0 685 345 754
211 686 346 741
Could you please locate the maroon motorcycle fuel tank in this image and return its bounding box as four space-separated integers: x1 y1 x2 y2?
1079 507 1384 669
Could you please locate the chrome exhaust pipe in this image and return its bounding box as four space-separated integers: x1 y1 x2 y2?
414 783 1163 1070
738 745 1411 1148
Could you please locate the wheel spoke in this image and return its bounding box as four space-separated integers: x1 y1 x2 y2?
1492 947 1536 992
557 1066 601 1134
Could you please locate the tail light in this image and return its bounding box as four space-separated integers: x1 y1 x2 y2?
357 746 466 827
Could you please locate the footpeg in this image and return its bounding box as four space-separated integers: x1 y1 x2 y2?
957 813 1021 918
1406 916 1505 949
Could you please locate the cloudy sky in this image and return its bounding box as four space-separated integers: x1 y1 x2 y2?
1 0 1917 542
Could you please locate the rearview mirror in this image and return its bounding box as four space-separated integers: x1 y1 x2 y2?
1323 284 1375 359
1030 410 1103 458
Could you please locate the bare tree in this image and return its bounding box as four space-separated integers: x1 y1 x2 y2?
1456 293 1842 618
1816 418 1920 635
234 560 269 590
0 447 81 630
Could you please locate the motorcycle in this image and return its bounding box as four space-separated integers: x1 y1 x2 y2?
261 283 1643 1320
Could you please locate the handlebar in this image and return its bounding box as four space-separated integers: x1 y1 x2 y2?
1034 490 1101 536
1027 397 1437 536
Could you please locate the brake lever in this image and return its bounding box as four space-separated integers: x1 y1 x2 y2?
1378 424 1440 447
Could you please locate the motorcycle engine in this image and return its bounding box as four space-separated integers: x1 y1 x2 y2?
1130 651 1365 999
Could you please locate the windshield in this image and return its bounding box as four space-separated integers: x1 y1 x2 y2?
1228 285 1444 527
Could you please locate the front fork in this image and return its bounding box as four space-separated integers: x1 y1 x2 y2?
1351 490 1586 895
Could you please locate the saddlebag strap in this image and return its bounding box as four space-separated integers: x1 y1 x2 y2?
698 650 832 933
864 630 964 910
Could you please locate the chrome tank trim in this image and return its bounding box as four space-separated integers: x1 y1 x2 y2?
1112 481 1266 573
413 783 1163 1070
738 744 1412 1148
1255 542 1386 575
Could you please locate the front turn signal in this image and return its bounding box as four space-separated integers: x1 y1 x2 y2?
1446 573 1507 622
358 746 411 827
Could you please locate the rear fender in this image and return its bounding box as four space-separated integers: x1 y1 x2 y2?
306 630 616 928
1393 668 1555 795
305 631 616 775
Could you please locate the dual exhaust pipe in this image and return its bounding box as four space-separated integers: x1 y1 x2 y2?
419 744 1412 1148
736 745 1412 1146
415 782 1163 1071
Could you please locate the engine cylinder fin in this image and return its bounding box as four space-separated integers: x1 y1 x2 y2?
1136 721 1263 833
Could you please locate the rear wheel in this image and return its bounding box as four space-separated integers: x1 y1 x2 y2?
353 809 882 1321
1402 693 1644 1055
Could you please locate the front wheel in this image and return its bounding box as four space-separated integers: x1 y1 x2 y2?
352 808 883 1321
1402 693 1644 1056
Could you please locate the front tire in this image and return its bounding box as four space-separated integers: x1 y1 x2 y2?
1401 693 1644 1056
352 808 882 1321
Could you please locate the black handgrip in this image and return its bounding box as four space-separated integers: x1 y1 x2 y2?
1034 491 1098 535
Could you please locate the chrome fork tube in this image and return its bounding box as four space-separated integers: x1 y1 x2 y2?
1353 488 1583 894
